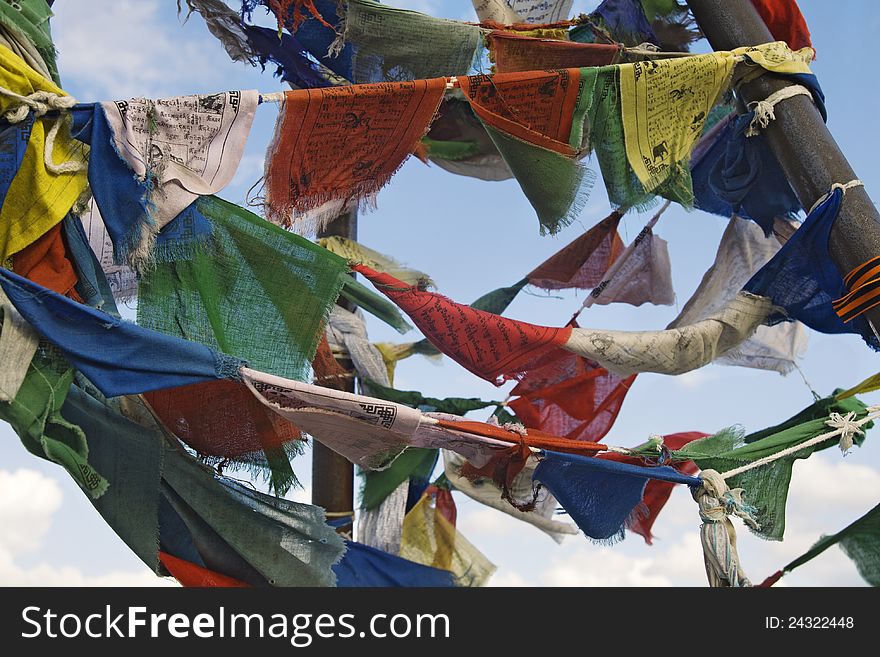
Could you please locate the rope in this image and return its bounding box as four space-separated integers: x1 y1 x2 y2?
0 85 87 174
718 404 880 480
744 84 813 137
808 179 864 214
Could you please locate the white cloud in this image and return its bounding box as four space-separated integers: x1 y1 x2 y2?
0 469 174 587
53 0 228 100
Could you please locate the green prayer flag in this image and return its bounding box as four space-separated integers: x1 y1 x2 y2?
0 0 59 84
362 378 501 416
138 196 349 381
675 395 874 541
0 346 108 499
361 447 438 511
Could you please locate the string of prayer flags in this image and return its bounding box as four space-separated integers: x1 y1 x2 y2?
0 0 60 84
670 215 808 375
562 291 771 376
471 0 574 25
353 264 572 384
759 502 880 587
526 210 625 290
460 69 595 234
144 379 304 496
334 540 456 587
487 31 622 74
319 235 433 287
750 0 813 55
264 79 446 233
508 342 636 443
533 449 702 542
399 493 496 587
343 0 482 84
0 46 88 263
674 394 874 541
138 195 348 381
598 432 707 544
443 449 579 542
744 188 880 350
0 268 246 397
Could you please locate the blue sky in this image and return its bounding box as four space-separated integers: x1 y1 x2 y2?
1 0 879 587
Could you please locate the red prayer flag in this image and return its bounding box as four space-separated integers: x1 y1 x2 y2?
159 552 250 588
353 264 572 385
488 31 622 74
527 210 625 290
750 0 813 55
12 223 81 300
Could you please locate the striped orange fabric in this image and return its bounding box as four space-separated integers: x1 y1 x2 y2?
833 255 880 322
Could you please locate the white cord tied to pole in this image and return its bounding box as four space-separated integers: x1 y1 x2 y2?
745 84 813 137
0 85 86 175
826 410 864 454
808 179 865 214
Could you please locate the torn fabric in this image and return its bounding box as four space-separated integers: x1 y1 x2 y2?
471 0 574 25
744 188 880 350
533 448 701 541
399 493 496 587
11 222 79 298
138 195 348 381
0 45 88 262
750 0 813 54
354 264 572 385
443 449 578 542
319 236 433 287
333 540 455 587
670 215 807 374
0 268 245 397
343 0 482 84
98 91 258 265
675 394 873 540
358 479 408 554
526 210 625 290
488 31 621 73
264 79 446 232
563 291 772 376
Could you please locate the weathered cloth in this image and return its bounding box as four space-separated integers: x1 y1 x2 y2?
159 552 249 588
461 69 594 233
598 431 705 544
745 188 879 350
144 379 303 495
760 502 880 587
563 291 771 376
0 46 88 262
471 0 574 25
0 286 38 401
527 210 625 290
692 469 757 587
319 236 433 287
338 275 413 334
0 346 108 498
62 213 119 314
138 195 348 381
265 79 445 232
619 43 812 204
750 0 813 54
354 265 572 384
358 479 408 554
343 0 481 84
580 215 675 308
671 215 807 374
488 31 621 73
362 378 500 417
0 268 245 397
509 341 635 443
0 0 59 84
333 540 455 587
534 449 701 541
675 394 873 541
98 91 257 266
327 305 390 386
399 493 496 587
10 219 79 300
444 448 578 542
242 367 514 469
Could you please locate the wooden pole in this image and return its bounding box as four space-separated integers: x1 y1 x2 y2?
313 209 356 535
687 0 880 332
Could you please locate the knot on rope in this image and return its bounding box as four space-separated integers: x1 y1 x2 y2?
808 179 864 214
825 411 864 454
1 89 77 124
745 84 812 137
502 421 528 437
692 469 758 587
